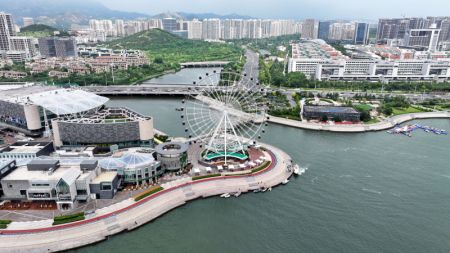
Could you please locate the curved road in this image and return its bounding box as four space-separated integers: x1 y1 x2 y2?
0 143 292 253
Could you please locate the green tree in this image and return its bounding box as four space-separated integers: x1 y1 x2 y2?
287 72 307 87
360 111 371 122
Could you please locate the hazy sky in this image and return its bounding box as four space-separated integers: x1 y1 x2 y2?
98 0 450 20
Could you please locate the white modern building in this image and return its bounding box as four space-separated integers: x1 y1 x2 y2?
406 24 441 52
0 159 119 210
0 86 109 134
188 19 203 40
202 19 221 40
289 57 450 82
22 17 34 27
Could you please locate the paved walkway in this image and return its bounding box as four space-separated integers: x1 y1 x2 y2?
0 143 293 253
269 111 450 132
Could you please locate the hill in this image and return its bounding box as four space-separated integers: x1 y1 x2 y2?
0 0 149 28
19 24 70 37
104 29 243 64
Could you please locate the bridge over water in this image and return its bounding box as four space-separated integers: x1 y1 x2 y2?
83 85 204 96
180 61 230 68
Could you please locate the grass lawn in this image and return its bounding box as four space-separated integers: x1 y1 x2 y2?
279 115 301 121
354 104 373 112
134 186 164 202
392 106 425 115
364 118 381 124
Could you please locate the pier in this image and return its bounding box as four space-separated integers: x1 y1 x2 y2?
0 142 293 253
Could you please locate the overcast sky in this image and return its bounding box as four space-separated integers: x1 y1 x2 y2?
98 0 450 20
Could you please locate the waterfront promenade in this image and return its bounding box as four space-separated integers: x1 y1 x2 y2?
269 111 450 132
0 143 292 253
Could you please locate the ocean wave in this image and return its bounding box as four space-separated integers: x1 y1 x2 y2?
362 188 382 194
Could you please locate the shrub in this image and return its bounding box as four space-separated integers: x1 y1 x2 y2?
192 174 221 181
251 161 271 173
54 212 84 221
134 186 164 202
0 220 12 229
53 213 85 225
0 220 12 224
382 106 393 116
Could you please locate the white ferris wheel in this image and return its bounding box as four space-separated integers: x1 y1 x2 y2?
180 70 269 164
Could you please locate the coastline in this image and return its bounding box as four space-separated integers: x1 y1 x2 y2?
0 143 293 253
268 111 450 132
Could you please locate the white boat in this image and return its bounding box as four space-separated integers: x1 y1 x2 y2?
268 187 272 191
234 192 241 197
300 168 306 175
282 179 289 185
293 165 300 175
261 187 268 192
253 189 261 193
220 193 231 198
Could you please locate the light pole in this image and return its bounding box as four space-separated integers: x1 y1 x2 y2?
110 63 115 84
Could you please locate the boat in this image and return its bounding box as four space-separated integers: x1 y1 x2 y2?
282 179 289 185
234 192 241 197
253 189 261 193
293 165 300 175
268 187 272 191
220 193 231 198
261 187 268 192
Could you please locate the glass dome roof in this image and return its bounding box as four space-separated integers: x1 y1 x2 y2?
119 153 155 169
99 158 126 171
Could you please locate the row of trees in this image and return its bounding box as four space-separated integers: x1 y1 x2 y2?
0 62 176 86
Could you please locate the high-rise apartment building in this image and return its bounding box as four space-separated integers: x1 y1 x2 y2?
318 21 331 41
22 17 34 27
188 19 203 40
89 19 116 37
406 24 441 52
162 18 177 32
329 22 355 41
0 12 16 51
354 23 369 45
115 19 125 37
9 36 37 58
38 37 77 58
301 19 318 39
202 19 221 40
376 17 450 45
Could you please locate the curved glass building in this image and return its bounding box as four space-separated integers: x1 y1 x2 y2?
99 151 162 185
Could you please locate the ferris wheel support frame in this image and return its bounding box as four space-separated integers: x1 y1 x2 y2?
204 110 246 165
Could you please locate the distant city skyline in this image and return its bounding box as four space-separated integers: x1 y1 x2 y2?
98 0 450 20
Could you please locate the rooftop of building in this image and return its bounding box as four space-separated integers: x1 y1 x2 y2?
2 162 81 183
91 171 117 184
0 85 109 115
155 142 189 155
0 141 52 154
99 148 158 171
53 107 150 124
